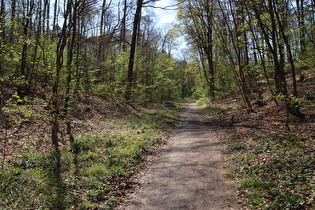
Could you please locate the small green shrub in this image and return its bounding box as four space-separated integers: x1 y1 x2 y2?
107 134 126 147
0 168 51 208
108 155 121 167
241 178 275 189
16 152 56 169
196 97 210 106
84 164 109 178
87 189 105 202
76 177 104 190
68 135 98 153
81 151 97 162
77 201 94 210
231 145 245 151
10 140 19 145
105 139 114 147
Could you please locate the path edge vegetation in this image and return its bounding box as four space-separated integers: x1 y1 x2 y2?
1 98 185 209
1 0 315 208
197 78 315 210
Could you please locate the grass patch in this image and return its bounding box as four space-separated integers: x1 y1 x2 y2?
68 134 98 153
228 133 315 209
196 97 211 107
0 101 181 209
197 100 238 119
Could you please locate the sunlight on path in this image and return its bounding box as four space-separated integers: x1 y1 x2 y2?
124 101 238 210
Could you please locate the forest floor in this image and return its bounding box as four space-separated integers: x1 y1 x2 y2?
196 73 315 209
1 73 314 209
118 73 315 209
0 96 183 209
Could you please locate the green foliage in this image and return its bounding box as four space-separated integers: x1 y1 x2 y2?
87 188 105 202
83 164 109 178
229 133 315 209
0 102 181 209
15 152 70 173
0 167 61 208
196 97 211 106
151 53 181 102
241 178 275 189
143 107 179 129
198 101 236 120
77 201 94 209
2 94 49 125
275 94 304 107
16 152 53 169
68 134 98 153
214 62 238 97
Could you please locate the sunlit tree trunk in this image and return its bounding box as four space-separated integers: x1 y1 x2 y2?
52 0 72 158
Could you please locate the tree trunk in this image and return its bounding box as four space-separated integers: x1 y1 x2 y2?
251 0 304 118
52 0 71 155
296 0 306 61
121 0 128 52
10 0 16 42
64 0 78 147
53 0 58 34
125 0 143 102
0 0 4 108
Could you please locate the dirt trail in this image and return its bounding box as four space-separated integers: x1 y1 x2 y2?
123 101 239 210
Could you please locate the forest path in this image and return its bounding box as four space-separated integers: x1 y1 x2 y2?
123 101 239 210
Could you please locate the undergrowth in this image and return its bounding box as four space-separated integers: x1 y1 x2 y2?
227 133 315 209
197 100 236 119
198 94 315 209
0 101 182 209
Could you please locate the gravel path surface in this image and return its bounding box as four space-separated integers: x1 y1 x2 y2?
124 101 239 210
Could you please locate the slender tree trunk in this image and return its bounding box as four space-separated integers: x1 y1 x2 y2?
28 41 38 92
98 0 107 59
10 0 16 42
19 4 34 95
274 9 298 96
197 48 211 94
121 0 127 52
228 0 253 112
296 0 306 62
53 0 58 34
205 3 215 100
125 0 143 102
41 0 50 37
249 25 278 105
251 0 304 118
52 0 71 158
206 35 215 100
64 0 77 147
0 0 5 107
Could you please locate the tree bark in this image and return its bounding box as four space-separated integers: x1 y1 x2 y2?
125 0 143 102
121 0 128 52
251 0 304 118
52 0 71 155
0 0 4 108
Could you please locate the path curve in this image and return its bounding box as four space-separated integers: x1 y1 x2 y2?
124 101 238 210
